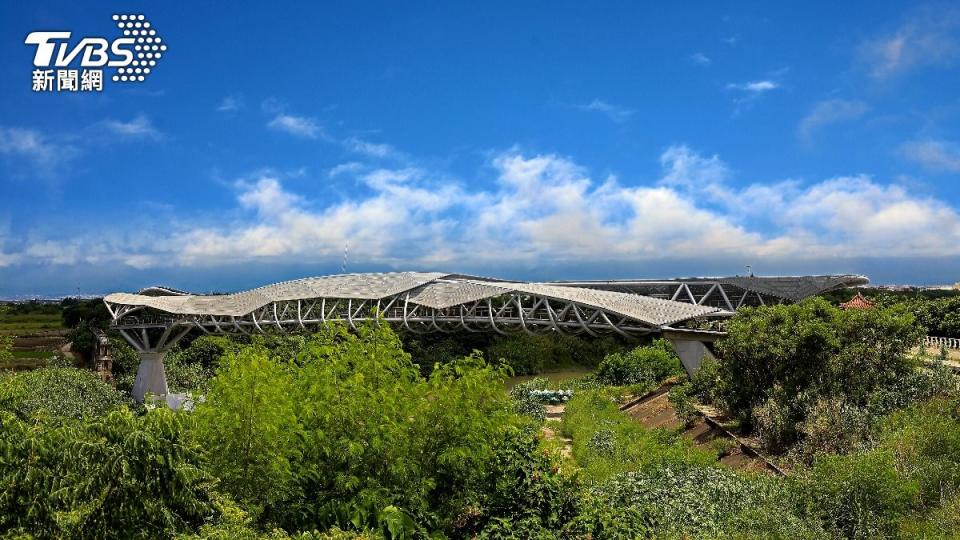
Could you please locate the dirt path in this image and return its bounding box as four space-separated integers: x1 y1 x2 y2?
541 404 573 458
621 385 780 475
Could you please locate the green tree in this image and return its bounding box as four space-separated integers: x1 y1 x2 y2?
0 408 217 538
715 297 923 450
193 340 300 517
0 334 12 365
0 367 126 421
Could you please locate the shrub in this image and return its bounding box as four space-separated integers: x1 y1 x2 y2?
690 355 725 405
562 390 714 483
668 382 699 428
898 492 960 539
192 341 301 518
0 408 217 538
0 335 12 364
596 339 683 387
509 377 548 422
877 398 960 510
579 466 822 539
798 449 918 540
717 298 922 428
752 389 803 453
110 337 141 393
197 322 522 534
0 367 126 420
794 397 872 461
468 427 578 537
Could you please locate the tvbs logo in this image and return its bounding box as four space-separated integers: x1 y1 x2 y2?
25 14 166 92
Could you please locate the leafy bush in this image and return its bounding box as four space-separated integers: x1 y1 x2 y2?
0 335 12 364
718 298 921 424
575 466 823 539
595 339 682 387
0 408 217 538
562 390 713 483
898 492 960 539
690 355 725 405
467 427 578 537
192 340 300 517
110 337 141 393
794 397 873 461
714 298 926 455
667 382 699 428
0 367 125 420
194 322 522 534
797 449 918 539
877 398 960 510
509 377 548 422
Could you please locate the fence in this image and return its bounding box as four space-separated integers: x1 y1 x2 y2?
925 335 960 350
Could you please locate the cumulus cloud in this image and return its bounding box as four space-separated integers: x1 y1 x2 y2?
267 113 323 139
216 95 244 112
725 77 784 114
102 114 162 139
859 6 960 78
0 126 76 169
343 137 403 159
689 52 711 65
8 146 960 270
726 80 779 93
899 139 960 172
575 99 635 123
798 99 869 140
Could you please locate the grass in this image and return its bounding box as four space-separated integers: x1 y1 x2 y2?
0 357 48 371
561 389 715 483
11 350 56 360
0 313 64 336
505 367 594 390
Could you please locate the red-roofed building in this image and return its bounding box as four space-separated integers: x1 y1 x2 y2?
840 291 874 310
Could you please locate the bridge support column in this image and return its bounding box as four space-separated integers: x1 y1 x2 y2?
668 339 717 377
661 328 723 378
132 351 168 402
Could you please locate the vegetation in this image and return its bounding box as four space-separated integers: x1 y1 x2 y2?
402 331 626 375
2 294 960 538
0 367 126 420
594 338 683 387
562 390 715 483
713 297 927 453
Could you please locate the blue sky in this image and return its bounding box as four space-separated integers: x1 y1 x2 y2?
2 2 960 296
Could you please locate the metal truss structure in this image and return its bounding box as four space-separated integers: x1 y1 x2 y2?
549 274 868 310
103 271 867 402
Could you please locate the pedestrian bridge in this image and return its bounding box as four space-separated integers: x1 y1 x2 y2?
104 271 867 401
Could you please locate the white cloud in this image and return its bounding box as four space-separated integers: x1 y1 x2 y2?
726 80 779 93
7 146 960 269
216 95 243 112
899 139 960 172
859 6 960 78
102 114 162 139
0 126 75 169
329 162 365 178
575 99 635 123
798 99 869 140
344 137 402 159
689 52 711 65
267 114 322 139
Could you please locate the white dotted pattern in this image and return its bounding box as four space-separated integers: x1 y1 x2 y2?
112 14 166 83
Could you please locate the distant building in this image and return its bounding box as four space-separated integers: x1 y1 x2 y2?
840 291 874 310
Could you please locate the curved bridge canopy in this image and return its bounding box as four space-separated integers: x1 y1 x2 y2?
103 271 867 403
104 272 728 352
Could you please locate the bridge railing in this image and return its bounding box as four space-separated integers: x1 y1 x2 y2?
925 335 960 350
